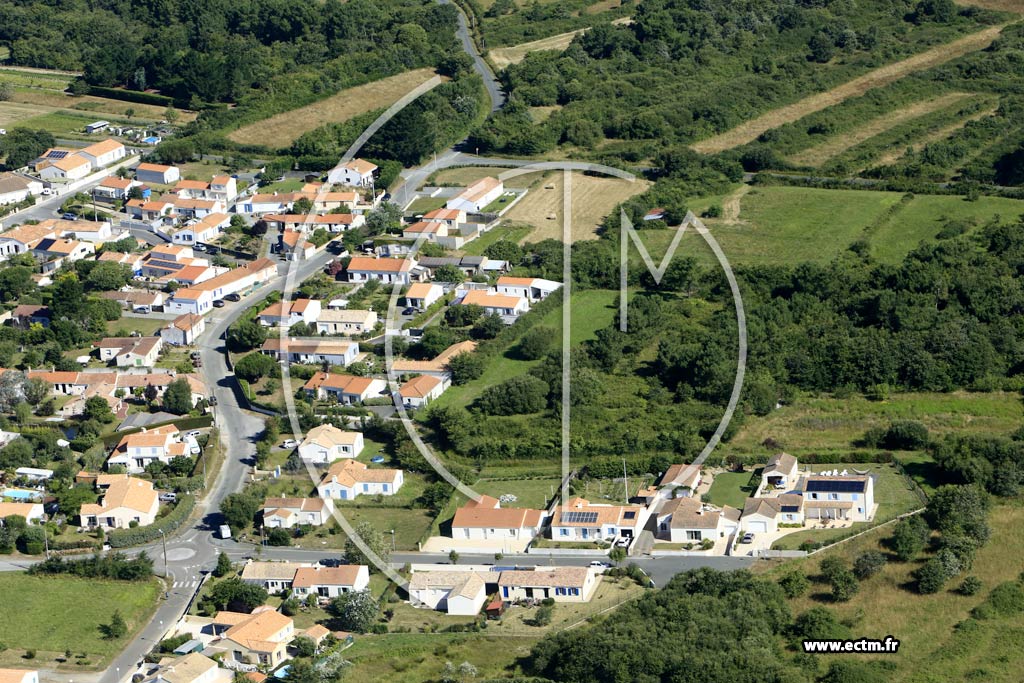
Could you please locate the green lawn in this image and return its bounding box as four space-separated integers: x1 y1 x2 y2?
0 573 161 666
406 196 448 214
260 178 307 193
461 223 533 256
341 633 535 682
287 507 434 552
770 461 925 550
107 316 166 337
482 193 515 213
455 477 562 510
21 110 107 136
705 470 758 509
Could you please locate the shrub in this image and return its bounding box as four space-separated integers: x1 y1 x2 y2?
778 571 809 598
959 576 983 596
853 551 887 580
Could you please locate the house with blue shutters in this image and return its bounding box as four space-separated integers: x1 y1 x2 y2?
799 473 875 522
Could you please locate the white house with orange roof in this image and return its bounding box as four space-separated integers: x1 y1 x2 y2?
0 502 45 524
450 495 546 544
165 287 214 316
127 198 175 223
210 608 294 667
257 298 321 328
93 175 137 201
390 340 477 379
79 139 126 169
405 282 443 310
328 158 377 187
135 163 180 185
79 476 159 529
316 459 403 500
261 497 331 528
346 256 419 284
498 567 599 603
421 208 466 228
36 153 91 181
161 313 206 346
302 372 386 404
291 565 370 601
95 336 163 367
314 309 377 336
457 289 528 321
260 338 358 366
398 374 448 409
446 177 503 213
170 213 230 246
0 669 39 683
263 213 364 234
402 220 447 242
549 497 648 543
32 237 95 272
298 424 364 463
279 229 316 260
495 276 562 302
0 223 60 258
107 424 188 473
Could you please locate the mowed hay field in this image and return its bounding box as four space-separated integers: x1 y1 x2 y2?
503 169 650 243
228 68 438 147
692 24 1008 153
489 17 632 69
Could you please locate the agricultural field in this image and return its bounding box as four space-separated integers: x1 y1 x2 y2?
459 223 532 256
430 165 515 187
503 169 650 243
0 573 161 668
488 16 632 68
227 68 438 147
692 24 1008 154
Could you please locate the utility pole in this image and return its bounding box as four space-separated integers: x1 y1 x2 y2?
158 528 168 577
622 458 629 504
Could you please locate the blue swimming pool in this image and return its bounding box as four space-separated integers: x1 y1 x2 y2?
3 489 40 501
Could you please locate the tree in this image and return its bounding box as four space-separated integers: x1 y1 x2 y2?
434 265 465 283
418 481 453 513
778 571 809 598
445 352 484 385
365 203 403 235
85 262 130 291
163 378 193 415
343 521 390 570
248 219 268 237
213 552 232 578
0 370 26 412
235 353 279 382
448 549 460 565
101 610 127 639
791 606 850 641
266 528 291 546
328 590 378 633
227 320 268 351
50 274 86 322
207 578 268 612
144 384 159 403
608 547 627 566
915 555 951 594
291 635 316 658
220 490 263 531
0 82 12 102
853 551 887 580
890 515 930 561
83 396 114 423
23 378 48 406
517 326 554 360
476 375 548 415
925 485 991 543
292 197 313 215
829 567 859 602
470 314 504 340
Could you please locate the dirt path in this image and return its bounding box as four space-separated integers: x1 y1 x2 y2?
871 104 999 168
719 184 750 224
954 0 1024 14
788 92 974 167
691 24 1008 154
489 17 633 69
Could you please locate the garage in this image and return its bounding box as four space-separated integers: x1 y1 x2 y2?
745 520 768 533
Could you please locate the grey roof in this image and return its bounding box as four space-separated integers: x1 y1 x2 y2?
417 257 462 268
117 411 179 431
765 452 798 474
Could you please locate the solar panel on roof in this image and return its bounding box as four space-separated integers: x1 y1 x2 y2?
46 150 70 160
623 511 636 519
805 479 865 493
560 511 598 524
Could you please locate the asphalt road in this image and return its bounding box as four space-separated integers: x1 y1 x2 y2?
438 0 505 113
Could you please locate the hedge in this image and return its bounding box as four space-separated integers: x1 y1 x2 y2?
101 414 213 448
87 85 175 107
107 494 195 548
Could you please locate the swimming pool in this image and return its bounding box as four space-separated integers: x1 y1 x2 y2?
2 488 41 501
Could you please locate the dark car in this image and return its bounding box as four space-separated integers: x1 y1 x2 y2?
402 307 418 316
225 293 241 302
212 299 226 308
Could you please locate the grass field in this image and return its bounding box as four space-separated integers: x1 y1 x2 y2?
431 166 515 186
460 224 533 256
488 17 632 69
0 573 161 667
503 170 649 243
227 68 438 147
706 470 759 509
788 92 974 167
730 391 1024 457
872 104 999 168
342 633 537 682
692 24 1009 153
773 503 1024 680
462 477 562 509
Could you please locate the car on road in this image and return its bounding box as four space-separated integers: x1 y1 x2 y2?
739 532 755 544
212 299 226 308
193 243 206 252
190 351 202 360
281 439 298 449
133 305 151 314
61 213 77 220
225 293 241 302
589 561 611 568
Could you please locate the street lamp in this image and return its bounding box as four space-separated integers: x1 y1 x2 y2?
390 529 396 551
158 528 168 578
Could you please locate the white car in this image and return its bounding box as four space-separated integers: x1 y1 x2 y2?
281 439 298 449
186 430 201 438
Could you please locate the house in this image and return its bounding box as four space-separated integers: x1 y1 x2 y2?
408 571 488 615
32 237 95 272
107 425 187 473
261 498 331 528
55 218 117 243
405 283 443 310
135 163 180 186
418 256 486 278
161 313 206 346
189 258 278 303
450 495 545 543
127 199 174 223
291 565 370 601
0 502 45 523
457 290 529 320
36 153 91 181
0 223 59 258
279 229 316 260
402 220 447 242
97 252 146 276
79 139 127 169
446 177 503 213
95 336 163 368
93 176 135 201
14 467 53 482
239 193 294 216
79 476 159 529
656 497 740 544
346 256 418 285
302 373 386 404
260 338 359 366
739 494 805 534
298 425 364 463
761 452 799 491
657 463 702 497
167 196 225 220
11 304 51 328
171 213 229 246
498 567 598 603
166 287 214 316
0 173 37 205
328 158 377 187
799 473 875 522
390 340 477 379
257 299 321 328
398 374 448 409
548 497 647 543
495 276 562 303
421 208 465 229
141 653 232 683
240 562 310 591
0 670 39 683
214 608 294 667
263 213 363 234
314 309 377 336
316 459 403 500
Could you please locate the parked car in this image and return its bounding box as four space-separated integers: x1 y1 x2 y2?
159 492 177 503
225 292 241 302
190 351 202 360
589 561 611 568
61 213 77 220
402 307 417 316
212 299 226 308
281 439 298 449
193 243 207 252
740 532 755 544
614 537 630 548
186 430 201 438
218 525 232 539
132 305 151 314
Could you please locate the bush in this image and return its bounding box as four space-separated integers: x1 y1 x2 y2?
830 568 859 602
778 571 809 598
853 551 887 580
107 495 194 548
959 576 983 596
